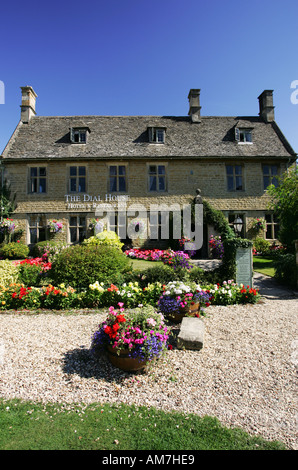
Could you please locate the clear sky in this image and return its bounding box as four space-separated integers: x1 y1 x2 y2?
0 0 297 154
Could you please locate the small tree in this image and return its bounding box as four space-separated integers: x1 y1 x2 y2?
267 166 298 253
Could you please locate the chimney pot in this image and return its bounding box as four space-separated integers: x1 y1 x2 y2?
20 86 37 123
188 89 201 123
258 90 275 123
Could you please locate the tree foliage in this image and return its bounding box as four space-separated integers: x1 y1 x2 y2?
267 165 298 252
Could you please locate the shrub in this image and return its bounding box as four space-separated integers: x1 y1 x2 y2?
83 230 124 251
0 242 29 260
137 264 176 288
273 253 297 288
50 244 131 288
31 240 68 261
0 259 19 286
253 237 271 256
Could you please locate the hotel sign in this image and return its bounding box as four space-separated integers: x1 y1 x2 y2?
65 193 130 210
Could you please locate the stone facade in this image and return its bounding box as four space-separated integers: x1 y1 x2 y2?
1 86 296 249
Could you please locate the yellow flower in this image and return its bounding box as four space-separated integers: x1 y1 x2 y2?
1 301 5 305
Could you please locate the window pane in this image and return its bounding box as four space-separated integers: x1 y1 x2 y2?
159 176 165 191
70 178 76 192
78 177 86 192
31 179 37 193
149 166 157 174
263 165 269 175
157 130 164 142
39 168 46 177
235 176 242 190
79 132 86 143
79 166 86 175
70 217 77 226
110 176 117 192
246 132 252 142
271 165 278 175
79 227 86 242
30 167 37 177
118 166 126 175
39 228 46 242
272 177 278 187
227 176 234 191
235 166 242 175
79 217 85 226
265 214 271 223
158 165 165 175
266 225 273 239
263 176 270 189
149 175 157 191
39 178 46 193
226 166 233 175
30 228 37 244
70 227 77 243
70 167 77 176
109 166 117 175
118 177 126 192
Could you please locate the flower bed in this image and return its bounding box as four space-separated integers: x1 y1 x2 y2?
0 277 260 311
124 248 190 262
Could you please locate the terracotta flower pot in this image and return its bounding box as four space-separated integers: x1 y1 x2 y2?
106 345 148 372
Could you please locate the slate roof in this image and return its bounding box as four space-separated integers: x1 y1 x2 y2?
2 114 296 161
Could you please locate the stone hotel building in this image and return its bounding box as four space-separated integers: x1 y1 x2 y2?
1 86 296 252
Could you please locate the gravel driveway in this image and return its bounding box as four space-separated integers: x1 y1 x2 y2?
0 284 297 449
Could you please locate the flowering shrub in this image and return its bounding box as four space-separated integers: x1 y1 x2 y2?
91 303 169 362
125 248 191 269
162 252 192 270
41 284 77 309
203 280 260 305
83 230 124 251
0 283 41 309
0 260 19 287
178 237 196 257
0 242 30 260
209 235 224 259
84 281 163 309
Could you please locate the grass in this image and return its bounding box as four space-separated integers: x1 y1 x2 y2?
253 256 275 277
0 399 286 450
130 259 164 270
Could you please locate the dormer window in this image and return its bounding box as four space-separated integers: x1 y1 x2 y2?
70 126 90 144
148 127 166 143
235 127 252 143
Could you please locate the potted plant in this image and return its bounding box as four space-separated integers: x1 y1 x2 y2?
157 281 211 323
91 303 169 372
48 219 63 234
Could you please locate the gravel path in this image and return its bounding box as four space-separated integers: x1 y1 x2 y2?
0 297 297 449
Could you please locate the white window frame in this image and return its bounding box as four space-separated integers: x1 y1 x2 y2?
148 127 166 143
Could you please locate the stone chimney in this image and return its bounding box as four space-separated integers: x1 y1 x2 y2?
188 89 201 123
20 86 37 123
258 90 275 123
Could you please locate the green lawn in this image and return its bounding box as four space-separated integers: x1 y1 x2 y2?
130 258 164 270
0 399 286 450
253 256 275 277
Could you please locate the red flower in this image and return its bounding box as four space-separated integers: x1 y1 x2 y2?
116 314 126 323
168 344 173 350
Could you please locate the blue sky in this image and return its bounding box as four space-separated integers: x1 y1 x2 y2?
1 0 298 154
